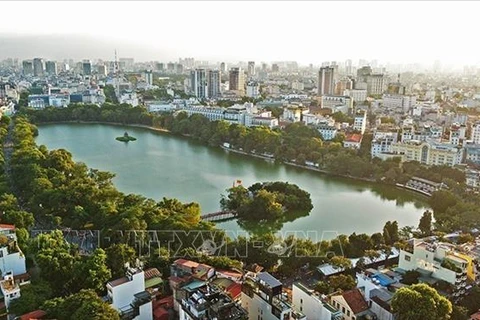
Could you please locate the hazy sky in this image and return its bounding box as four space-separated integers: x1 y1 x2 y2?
1 1 479 66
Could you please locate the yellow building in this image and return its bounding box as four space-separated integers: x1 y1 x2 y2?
390 139 463 166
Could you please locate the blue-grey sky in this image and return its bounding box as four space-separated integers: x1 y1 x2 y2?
1 1 479 66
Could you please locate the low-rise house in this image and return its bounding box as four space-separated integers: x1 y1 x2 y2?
330 288 372 320
292 282 343 320
399 239 478 300
178 282 247 320
343 134 362 149
1 272 20 311
106 267 153 320
241 272 306 320
0 224 27 276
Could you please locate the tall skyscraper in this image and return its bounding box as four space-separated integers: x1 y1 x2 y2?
229 67 245 94
22 60 34 75
33 58 45 76
98 64 107 76
144 70 153 86
45 61 57 75
220 62 226 73
82 60 92 76
191 68 208 99
271 64 279 73
207 70 221 98
247 61 255 77
318 66 335 95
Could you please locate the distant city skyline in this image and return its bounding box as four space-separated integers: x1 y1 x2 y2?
1 1 479 68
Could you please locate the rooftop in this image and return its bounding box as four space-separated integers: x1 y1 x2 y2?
341 288 369 315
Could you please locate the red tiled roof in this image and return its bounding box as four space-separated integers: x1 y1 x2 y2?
144 268 162 280
342 289 369 315
470 310 480 320
226 282 242 300
19 310 47 320
345 133 363 143
0 224 15 230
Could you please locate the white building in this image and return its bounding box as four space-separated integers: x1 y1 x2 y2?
353 112 367 134
465 144 480 164
118 90 139 107
471 121 480 144
191 69 208 99
0 224 27 276
371 131 398 158
242 272 306 320
0 273 21 310
318 125 338 141
292 282 342 320
321 95 353 113
449 123 467 145
246 81 260 98
147 102 177 113
399 240 476 299
144 70 154 86
106 268 153 320
382 94 416 112
283 104 310 123
401 125 442 142
343 89 367 103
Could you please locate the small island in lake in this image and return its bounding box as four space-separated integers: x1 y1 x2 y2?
116 131 137 142
220 181 313 221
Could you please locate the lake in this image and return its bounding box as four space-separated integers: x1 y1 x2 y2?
35 123 428 239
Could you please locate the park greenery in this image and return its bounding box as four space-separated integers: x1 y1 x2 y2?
220 182 313 221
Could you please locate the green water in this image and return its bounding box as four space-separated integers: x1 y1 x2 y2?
35 123 428 238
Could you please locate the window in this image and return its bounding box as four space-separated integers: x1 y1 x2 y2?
300 299 303 304
342 307 346 313
347 310 351 316
404 255 411 261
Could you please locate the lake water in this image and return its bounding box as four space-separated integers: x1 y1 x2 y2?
36 123 428 239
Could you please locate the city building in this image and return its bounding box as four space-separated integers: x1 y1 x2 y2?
343 134 363 149
22 60 34 75
292 282 343 320
391 139 463 166
246 81 259 98
318 125 338 141
401 125 443 142
98 64 108 76
366 74 384 95
471 121 480 144
0 224 27 277
353 111 367 134
465 144 480 164
283 103 310 123
272 64 280 73
371 131 398 158
207 70 221 99
106 267 153 320
82 60 92 76
220 62 226 73
45 61 57 76
33 58 45 77
321 95 353 114
343 89 367 104
449 123 467 146
0 272 21 311
191 69 208 99
399 239 477 299
178 282 247 320
144 70 153 86
382 94 417 112
330 289 371 320
229 68 245 94
318 67 335 95
241 272 305 320
247 61 255 77
334 78 353 96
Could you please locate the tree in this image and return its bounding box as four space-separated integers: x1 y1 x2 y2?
8 281 53 315
106 244 136 278
43 289 120 320
418 210 433 236
330 256 352 270
328 274 356 291
391 283 452 320
314 281 330 294
401 270 420 285
429 190 458 214
74 249 111 294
